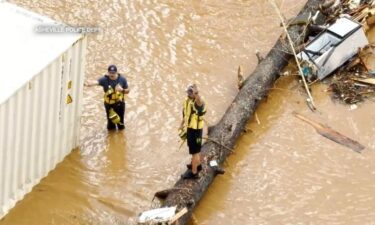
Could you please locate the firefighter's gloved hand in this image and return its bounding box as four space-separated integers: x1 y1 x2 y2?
115 84 123 92
178 127 187 140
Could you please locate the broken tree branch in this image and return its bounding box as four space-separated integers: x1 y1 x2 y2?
293 112 365 153
269 0 317 110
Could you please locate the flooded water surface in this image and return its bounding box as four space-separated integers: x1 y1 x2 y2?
2 0 375 224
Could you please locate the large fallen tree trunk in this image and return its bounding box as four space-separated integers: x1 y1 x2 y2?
156 0 323 224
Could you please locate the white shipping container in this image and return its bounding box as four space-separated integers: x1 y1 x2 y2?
0 2 87 218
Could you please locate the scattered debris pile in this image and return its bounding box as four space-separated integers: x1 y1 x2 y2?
329 44 375 104
292 0 375 104
321 0 375 27
322 0 375 104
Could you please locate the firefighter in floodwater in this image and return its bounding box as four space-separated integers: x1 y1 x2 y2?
85 65 129 130
179 84 206 179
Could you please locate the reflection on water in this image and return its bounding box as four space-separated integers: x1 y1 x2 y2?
2 0 375 224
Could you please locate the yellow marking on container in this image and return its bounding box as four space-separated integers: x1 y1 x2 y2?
66 94 73 104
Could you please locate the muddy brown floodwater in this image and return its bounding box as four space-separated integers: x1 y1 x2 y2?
2 0 375 225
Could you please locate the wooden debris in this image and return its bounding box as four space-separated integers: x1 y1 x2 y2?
308 24 328 34
329 43 375 104
237 65 244 90
320 0 341 17
168 207 188 225
320 0 336 10
295 43 306 53
352 78 375 85
203 137 233 154
293 112 365 153
367 13 375 25
255 112 260 125
255 50 264 64
346 57 361 70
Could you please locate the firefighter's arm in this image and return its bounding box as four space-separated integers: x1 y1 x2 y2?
179 120 184 130
191 85 206 115
179 107 185 130
84 80 99 87
123 88 130 94
191 84 203 107
115 84 130 94
194 93 203 106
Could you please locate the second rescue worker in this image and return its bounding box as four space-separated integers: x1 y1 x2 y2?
179 84 206 179
85 65 129 130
